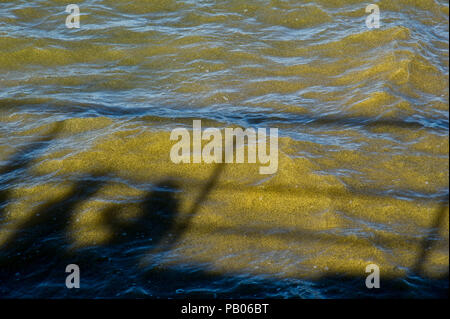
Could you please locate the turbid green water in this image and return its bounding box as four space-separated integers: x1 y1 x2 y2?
0 0 448 298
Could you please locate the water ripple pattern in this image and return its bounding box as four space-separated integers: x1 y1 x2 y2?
0 0 448 298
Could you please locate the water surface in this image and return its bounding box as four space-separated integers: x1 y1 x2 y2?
0 0 448 298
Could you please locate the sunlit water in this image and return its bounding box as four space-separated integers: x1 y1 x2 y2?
0 0 448 298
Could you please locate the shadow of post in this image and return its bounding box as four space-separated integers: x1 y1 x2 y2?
413 198 449 276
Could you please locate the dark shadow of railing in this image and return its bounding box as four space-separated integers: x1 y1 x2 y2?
0 116 448 298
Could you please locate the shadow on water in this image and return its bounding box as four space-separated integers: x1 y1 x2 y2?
0 123 63 219
414 199 449 277
102 179 181 248
0 127 228 297
0 125 448 298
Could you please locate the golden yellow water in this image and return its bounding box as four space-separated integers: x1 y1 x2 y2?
0 0 448 298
